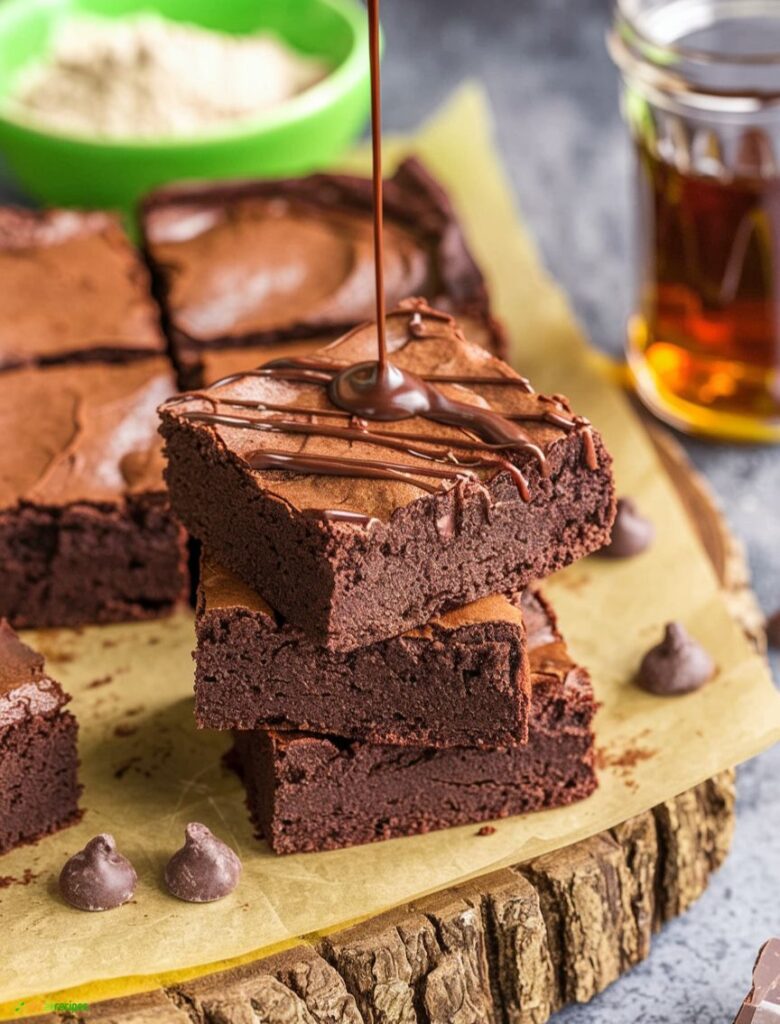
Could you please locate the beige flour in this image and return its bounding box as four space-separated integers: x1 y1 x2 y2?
4 13 328 140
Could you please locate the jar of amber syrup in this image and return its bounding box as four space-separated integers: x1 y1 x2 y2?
610 0 780 441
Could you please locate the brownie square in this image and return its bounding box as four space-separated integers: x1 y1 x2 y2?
142 157 505 387
195 557 531 748
231 590 598 854
0 620 80 854
159 303 615 651
0 358 188 629
0 207 166 373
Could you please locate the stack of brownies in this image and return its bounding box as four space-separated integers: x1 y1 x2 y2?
0 157 510 859
148 163 617 853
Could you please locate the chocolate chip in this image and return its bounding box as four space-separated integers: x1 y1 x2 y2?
164 823 241 903
600 497 654 558
638 622 715 696
476 825 496 836
766 610 780 649
59 834 137 911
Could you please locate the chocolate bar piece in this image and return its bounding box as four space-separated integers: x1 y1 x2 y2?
734 940 780 1024
231 590 598 854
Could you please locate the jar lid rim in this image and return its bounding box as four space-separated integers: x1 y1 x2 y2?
614 0 780 68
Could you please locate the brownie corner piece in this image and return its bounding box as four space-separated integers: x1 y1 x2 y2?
0 357 189 629
160 304 615 650
0 205 165 373
231 586 597 855
195 557 531 748
0 620 81 854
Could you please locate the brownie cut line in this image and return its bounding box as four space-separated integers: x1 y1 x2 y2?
159 302 616 651
142 157 506 387
0 206 166 373
231 589 598 855
196 556 531 748
0 358 189 629
0 620 81 854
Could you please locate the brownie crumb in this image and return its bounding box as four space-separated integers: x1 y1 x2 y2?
0 868 39 888
596 744 656 791
113 723 137 738
476 825 496 836
88 675 113 689
113 756 142 779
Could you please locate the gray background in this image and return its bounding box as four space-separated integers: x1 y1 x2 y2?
0 1 777 1019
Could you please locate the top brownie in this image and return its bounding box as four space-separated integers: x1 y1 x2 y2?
142 158 505 385
159 302 615 651
0 207 165 372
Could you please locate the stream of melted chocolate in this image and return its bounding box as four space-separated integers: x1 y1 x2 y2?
168 0 599 518
324 4 544 447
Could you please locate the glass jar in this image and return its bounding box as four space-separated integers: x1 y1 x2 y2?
609 0 780 442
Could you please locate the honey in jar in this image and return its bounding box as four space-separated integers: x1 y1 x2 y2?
610 0 780 441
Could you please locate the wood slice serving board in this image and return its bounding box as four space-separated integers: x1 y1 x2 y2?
20 424 758 1024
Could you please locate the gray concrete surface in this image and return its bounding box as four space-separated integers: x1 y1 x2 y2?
0 1 777 1018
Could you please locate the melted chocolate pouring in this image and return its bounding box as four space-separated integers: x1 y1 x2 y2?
368 0 387 370
325 0 537 445
326 359 541 451
166 1 599 511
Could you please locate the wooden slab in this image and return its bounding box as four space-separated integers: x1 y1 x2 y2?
21 427 754 1024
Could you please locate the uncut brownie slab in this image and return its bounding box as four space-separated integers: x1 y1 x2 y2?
196 557 531 748
160 303 615 651
0 620 80 854
142 157 505 387
231 590 597 854
0 207 165 373
0 358 188 629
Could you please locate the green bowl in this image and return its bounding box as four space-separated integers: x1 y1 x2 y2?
0 0 371 211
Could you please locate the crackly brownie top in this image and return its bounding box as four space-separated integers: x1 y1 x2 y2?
142 158 488 345
161 301 600 523
0 357 175 509
0 619 67 727
0 207 165 369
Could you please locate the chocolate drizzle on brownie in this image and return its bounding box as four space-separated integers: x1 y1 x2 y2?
168 307 597 504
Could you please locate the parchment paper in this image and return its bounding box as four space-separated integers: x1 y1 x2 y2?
2 84 779 1014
